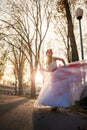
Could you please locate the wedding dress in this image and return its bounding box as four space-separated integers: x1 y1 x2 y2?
34 60 87 108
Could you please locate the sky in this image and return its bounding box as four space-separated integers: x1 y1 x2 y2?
0 0 7 10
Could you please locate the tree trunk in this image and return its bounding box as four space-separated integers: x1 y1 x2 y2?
30 59 38 98
18 68 23 95
63 0 79 62
30 69 36 98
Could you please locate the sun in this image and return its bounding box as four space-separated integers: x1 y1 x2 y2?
35 70 44 84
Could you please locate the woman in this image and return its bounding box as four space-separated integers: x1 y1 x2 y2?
34 49 87 111
45 49 66 71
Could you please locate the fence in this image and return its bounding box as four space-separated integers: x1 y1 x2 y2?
0 85 16 95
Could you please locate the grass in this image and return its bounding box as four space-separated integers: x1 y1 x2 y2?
70 105 87 115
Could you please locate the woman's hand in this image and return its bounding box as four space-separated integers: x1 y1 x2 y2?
64 62 67 66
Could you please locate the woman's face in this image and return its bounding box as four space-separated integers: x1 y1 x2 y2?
46 50 53 56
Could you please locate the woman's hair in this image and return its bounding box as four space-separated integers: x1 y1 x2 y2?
46 49 53 65
46 56 52 65
46 49 52 55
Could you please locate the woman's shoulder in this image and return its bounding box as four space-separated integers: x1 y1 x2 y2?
52 57 57 61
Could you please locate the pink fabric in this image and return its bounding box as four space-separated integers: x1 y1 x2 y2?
34 60 87 108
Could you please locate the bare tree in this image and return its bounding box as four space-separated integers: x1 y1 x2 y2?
0 0 52 97
8 44 26 95
0 27 8 81
0 50 8 81
53 15 72 63
56 0 79 62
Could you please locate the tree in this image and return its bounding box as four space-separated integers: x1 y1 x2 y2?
0 50 8 81
0 28 8 81
53 15 72 63
8 45 26 95
56 0 79 62
0 0 52 97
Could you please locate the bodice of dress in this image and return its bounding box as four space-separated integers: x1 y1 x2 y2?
46 61 57 71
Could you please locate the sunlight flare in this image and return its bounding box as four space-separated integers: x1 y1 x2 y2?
35 70 43 84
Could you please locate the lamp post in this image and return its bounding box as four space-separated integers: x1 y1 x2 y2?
75 8 84 60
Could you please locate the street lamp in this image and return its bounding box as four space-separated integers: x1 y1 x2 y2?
75 8 84 60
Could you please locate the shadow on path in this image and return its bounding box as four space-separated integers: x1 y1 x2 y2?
32 108 87 130
0 97 29 116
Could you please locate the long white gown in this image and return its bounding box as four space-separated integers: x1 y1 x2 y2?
34 60 87 108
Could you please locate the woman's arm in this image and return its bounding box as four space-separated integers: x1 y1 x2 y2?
53 57 66 66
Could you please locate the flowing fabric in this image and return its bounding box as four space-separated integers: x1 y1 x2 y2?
34 60 87 108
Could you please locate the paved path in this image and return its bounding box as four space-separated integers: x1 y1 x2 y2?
0 94 87 130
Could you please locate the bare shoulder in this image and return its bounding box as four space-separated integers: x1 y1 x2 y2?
53 56 62 60
52 57 58 61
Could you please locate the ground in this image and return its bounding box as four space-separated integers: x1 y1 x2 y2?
0 94 87 130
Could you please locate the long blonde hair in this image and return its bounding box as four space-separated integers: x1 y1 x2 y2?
46 56 52 65
46 49 53 65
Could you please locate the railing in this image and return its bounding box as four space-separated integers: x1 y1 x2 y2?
0 85 16 95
